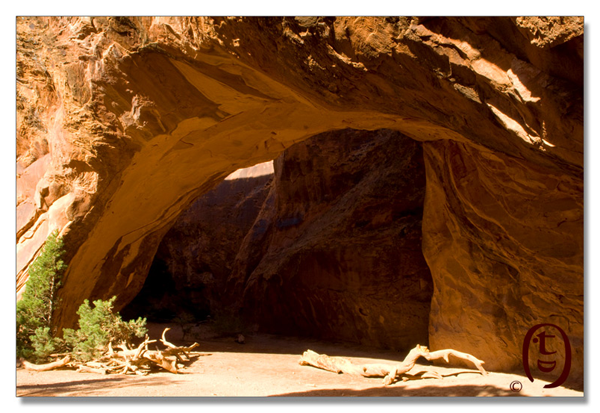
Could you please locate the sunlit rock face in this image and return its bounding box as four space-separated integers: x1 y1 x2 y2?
422 139 583 387
16 16 582 379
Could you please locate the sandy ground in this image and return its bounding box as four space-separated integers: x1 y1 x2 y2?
16 323 583 398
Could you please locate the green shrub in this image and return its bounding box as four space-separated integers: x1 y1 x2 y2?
28 327 66 362
63 296 147 362
17 230 147 364
16 230 67 361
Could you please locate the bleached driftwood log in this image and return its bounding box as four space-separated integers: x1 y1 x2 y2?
299 344 487 385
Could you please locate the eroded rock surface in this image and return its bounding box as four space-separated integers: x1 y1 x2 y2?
422 139 583 386
16 16 583 380
227 129 432 350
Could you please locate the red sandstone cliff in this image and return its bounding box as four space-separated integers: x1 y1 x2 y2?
16 17 583 383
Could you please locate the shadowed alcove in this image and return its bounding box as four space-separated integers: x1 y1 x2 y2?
121 128 433 351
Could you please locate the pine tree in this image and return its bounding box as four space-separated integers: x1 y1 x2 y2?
17 231 147 364
16 230 67 361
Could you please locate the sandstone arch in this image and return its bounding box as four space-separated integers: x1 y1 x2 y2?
17 16 583 384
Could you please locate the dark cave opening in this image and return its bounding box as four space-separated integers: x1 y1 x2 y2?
120 257 211 323
120 165 275 326
121 129 433 351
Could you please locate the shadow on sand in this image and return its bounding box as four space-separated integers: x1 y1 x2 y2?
17 375 183 397
272 382 524 397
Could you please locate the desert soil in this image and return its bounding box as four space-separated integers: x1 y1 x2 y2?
16 323 583 398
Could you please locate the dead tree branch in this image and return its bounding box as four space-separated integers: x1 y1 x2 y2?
299 344 487 385
19 328 201 375
22 355 70 372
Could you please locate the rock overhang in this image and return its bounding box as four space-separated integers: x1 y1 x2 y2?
16 16 583 384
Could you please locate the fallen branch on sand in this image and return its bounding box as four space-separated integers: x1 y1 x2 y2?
22 328 200 375
298 344 487 385
22 355 71 372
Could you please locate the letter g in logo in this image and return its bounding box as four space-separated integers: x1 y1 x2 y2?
522 323 571 389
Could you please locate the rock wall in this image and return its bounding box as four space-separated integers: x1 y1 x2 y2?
422 139 583 384
121 166 273 322
227 129 432 349
16 16 583 379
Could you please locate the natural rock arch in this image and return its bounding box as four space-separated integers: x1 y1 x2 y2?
17 16 583 383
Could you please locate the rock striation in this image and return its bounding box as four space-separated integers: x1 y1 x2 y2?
422 139 583 384
16 17 583 382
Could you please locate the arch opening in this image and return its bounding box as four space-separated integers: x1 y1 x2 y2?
120 161 275 327
120 128 433 351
